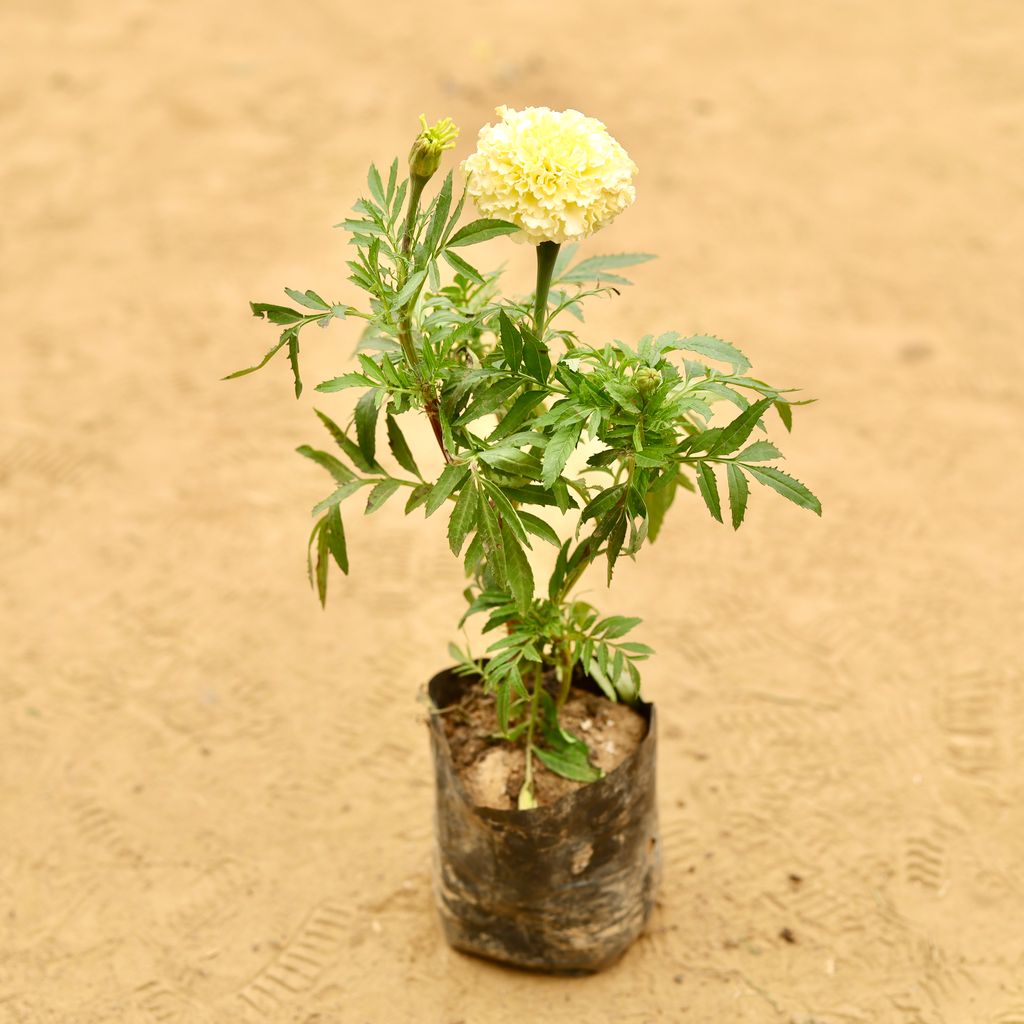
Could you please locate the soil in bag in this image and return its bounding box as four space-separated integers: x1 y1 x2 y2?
428 668 660 973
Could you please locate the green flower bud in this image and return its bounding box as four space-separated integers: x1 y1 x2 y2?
633 366 662 398
409 114 459 183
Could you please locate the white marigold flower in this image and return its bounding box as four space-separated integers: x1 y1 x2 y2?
462 105 637 246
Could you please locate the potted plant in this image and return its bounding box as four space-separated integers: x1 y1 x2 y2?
228 107 821 973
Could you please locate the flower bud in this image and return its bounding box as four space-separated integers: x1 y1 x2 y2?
409 115 459 183
633 366 662 398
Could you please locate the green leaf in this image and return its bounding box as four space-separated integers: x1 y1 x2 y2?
365 479 400 514
295 445 354 484
598 615 642 639
315 372 376 392
487 390 547 442
314 408 378 473
745 466 821 515
250 302 305 325
479 479 530 546
405 482 431 514
355 390 380 464
393 269 427 310
520 330 551 384
324 505 349 574
386 414 420 477
441 248 484 284
606 513 627 584
284 287 329 311
678 334 751 374
541 421 583 487
455 378 522 426
696 462 723 523
312 480 365 516
707 397 775 456
447 477 478 555
286 331 302 398
518 511 560 547
424 171 453 254
425 463 470 517
726 463 749 530
222 334 290 382
477 446 542 479
502 524 534 613
498 310 523 374
447 218 519 248
533 740 602 783
556 252 655 285
476 489 506 587
737 440 782 462
775 399 793 432
367 164 386 207
646 476 677 543
314 521 329 607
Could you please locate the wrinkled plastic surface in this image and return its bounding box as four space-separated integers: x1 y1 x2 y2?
427 667 661 974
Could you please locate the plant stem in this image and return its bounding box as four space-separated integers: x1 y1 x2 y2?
556 638 574 710
532 240 561 337
523 662 544 796
398 174 453 464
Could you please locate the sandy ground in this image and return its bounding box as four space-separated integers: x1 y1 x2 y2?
2 0 1022 1020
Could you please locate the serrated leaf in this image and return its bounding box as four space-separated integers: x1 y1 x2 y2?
678 334 751 374
393 269 427 310
314 521 329 607
447 218 519 248
479 479 530 546
367 164 385 207
502 524 534 613
477 446 542 479
441 248 484 284
541 421 582 487
386 414 420 477
425 463 470 517
775 399 793 431
646 476 677 543
311 480 365 516
284 287 329 311
250 302 305 325
286 332 302 398
518 511 560 547
488 389 547 442
405 482 431 513
324 505 348 574
726 463 749 529
598 615 643 639
365 479 400 514
355 390 380 464
498 310 523 374
708 397 775 456
314 408 377 473
737 440 782 462
455 378 522 426
606 514 627 584
476 489 506 587
424 171 453 254
222 334 290 382
315 372 376 392
696 462 723 523
745 465 821 514
447 477 478 555
295 445 354 484
556 252 655 285
532 744 602 782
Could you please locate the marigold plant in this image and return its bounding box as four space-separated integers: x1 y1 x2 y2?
229 108 821 809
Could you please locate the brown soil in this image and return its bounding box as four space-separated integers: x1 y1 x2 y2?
441 681 647 809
